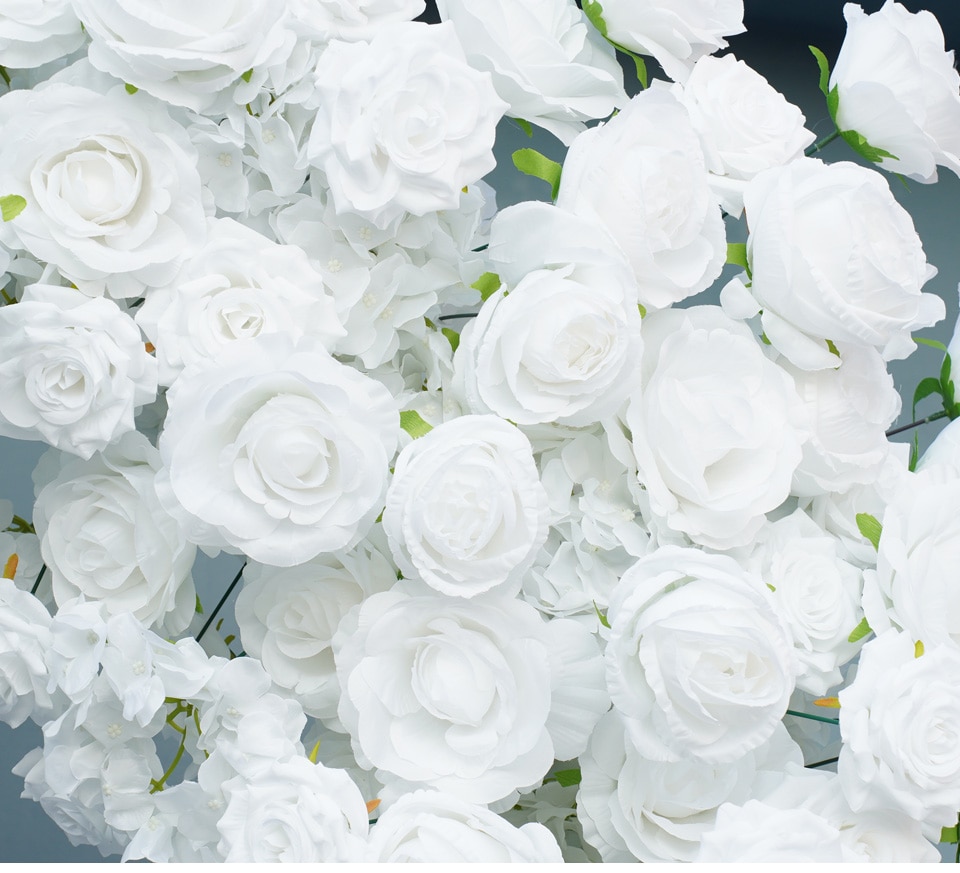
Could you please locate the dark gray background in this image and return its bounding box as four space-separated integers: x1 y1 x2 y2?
2 0 959 861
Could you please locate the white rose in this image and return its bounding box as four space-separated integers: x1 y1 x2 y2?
606 546 797 763
306 21 505 229
436 0 625 145
594 0 745 83
0 84 205 299
0 580 52 727
33 433 197 635
135 218 344 387
367 790 563 862
831 1 960 183
455 204 642 426
73 0 296 114
557 88 726 310
290 0 424 42
722 158 944 370
677 54 814 215
333 585 607 804
217 757 368 862
0 0 84 68
0 285 156 459
383 415 547 598
157 334 399 567
622 305 806 549
917 415 960 477
839 630 960 836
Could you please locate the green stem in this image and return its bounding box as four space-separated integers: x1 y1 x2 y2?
196 562 246 642
805 756 840 769
786 708 840 726
0 66 10 88
150 735 186 793
0 288 14 305
30 565 46 596
886 409 949 437
805 128 841 157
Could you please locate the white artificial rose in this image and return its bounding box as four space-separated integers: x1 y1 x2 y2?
367 790 563 862
455 203 643 427
0 0 84 68
436 0 625 145
839 630 960 836
0 84 205 299
0 285 156 459
156 334 398 567
33 433 197 635
0 580 52 727
135 218 344 387
831 1 960 183
306 21 505 229
594 0 745 83
290 0 425 42
677 54 814 215
73 0 297 114
216 757 368 862
383 415 548 598
557 88 726 310
605 546 797 763
333 585 607 804
917 415 960 477
622 306 806 549
722 158 944 370
234 535 396 723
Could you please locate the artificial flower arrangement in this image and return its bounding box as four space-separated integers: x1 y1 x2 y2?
0 0 959 862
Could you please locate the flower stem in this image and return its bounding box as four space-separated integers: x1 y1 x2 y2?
438 313 478 321
805 128 841 157
805 756 839 769
785 708 840 726
196 562 246 642
885 410 949 437
30 564 46 596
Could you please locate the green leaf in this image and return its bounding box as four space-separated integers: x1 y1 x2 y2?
593 600 611 629
240 68 253 83
195 595 203 614
618 46 648 89
825 339 840 358
912 376 943 419
840 129 898 164
726 242 749 272
582 0 608 37
808 45 831 98
760 332 772 346
847 616 872 643
0 194 25 221
941 825 958 844
554 768 582 788
441 327 460 353
512 148 562 200
826 85 840 124
515 118 534 137
909 430 920 472
914 639 924 658
855 512 882 551
470 271 502 302
915 337 949 353
399 410 433 439
766 582 776 592
637 303 647 318
939 352 953 392
124 83 138 95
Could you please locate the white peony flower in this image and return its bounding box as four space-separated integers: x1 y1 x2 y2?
367 789 564 862
135 217 344 387
839 630 960 837
831 1 960 183
436 0 625 144
557 88 726 311
622 305 806 549
34 433 197 635
306 21 505 229
156 334 398 567
384 415 547 598
0 579 52 727
722 158 944 370
0 0 84 68
73 0 297 114
0 285 156 458
605 546 797 763
0 83 206 299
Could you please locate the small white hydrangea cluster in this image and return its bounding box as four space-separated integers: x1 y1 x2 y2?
0 0 958 864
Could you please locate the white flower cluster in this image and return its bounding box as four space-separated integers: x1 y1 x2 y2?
0 0 958 863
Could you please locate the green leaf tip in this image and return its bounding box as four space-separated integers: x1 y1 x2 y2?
0 195 25 221
840 129 898 164
512 148 562 200
240 68 253 83
554 768 582 787
855 513 882 551
515 118 534 137
847 616 872 643
441 327 460 353
808 45 831 98
593 600 611 629
582 0 608 37
124 83 138 94
471 271 502 302
399 409 433 439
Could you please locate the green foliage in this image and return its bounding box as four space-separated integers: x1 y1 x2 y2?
399 410 433 439
470 271 503 302
582 0 608 37
593 601 611 629
240 68 253 83
512 148 562 200
441 327 460 353
554 768 582 787
515 118 534 137
0 195 26 221
809 45 831 97
910 337 960 421
847 616 872 643
855 513 882 552
124 83 138 94
840 129 898 165
726 242 750 277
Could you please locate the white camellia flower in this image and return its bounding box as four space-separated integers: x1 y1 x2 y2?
306 21 506 229
0 285 156 459
557 88 726 311
831 1 960 183
839 630 960 837
593 0 745 83
216 756 369 862
73 0 297 114
156 334 398 567
605 546 797 763
455 202 643 427
676 54 814 215
290 0 425 42
435 0 625 145
621 305 806 549
0 0 84 68
135 218 344 387
383 415 547 598
721 158 944 370
0 580 52 728
33 433 197 635
333 584 608 804
367 789 564 862
0 84 206 299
